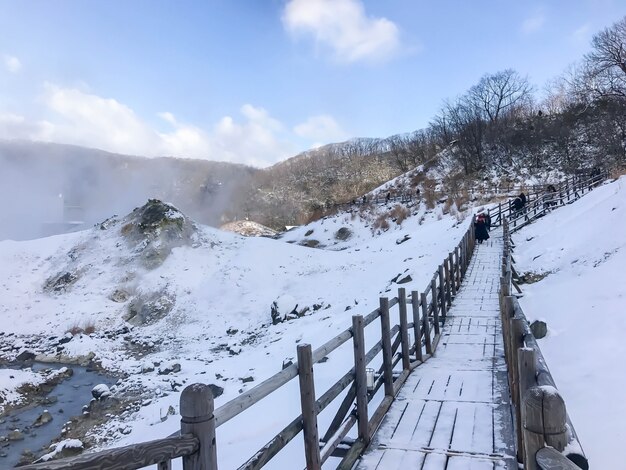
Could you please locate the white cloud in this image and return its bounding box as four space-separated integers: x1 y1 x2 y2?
0 113 51 139
294 115 348 144
0 84 299 167
521 12 546 34
3 55 22 73
282 0 401 63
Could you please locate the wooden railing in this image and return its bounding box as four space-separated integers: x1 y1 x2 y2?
21 219 478 470
499 221 588 470
489 171 607 231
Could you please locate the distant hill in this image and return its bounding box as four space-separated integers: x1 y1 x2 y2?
0 140 255 240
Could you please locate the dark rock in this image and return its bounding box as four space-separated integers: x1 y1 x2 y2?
335 227 352 241
58 334 73 345
530 320 548 339
396 234 411 245
240 376 254 383
7 430 24 441
15 351 36 361
282 359 293 369
158 363 181 375
33 411 53 427
397 275 412 284
226 328 238 335
305 229 314 236
44 271 79 293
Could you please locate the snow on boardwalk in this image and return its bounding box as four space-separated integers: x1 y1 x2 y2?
357 229 517 470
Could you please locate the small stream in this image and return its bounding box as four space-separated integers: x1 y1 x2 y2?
1 362 116 468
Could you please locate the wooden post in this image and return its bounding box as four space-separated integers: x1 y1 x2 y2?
411 291 422 361
420 292 433 355
180 384 218 470
438 265 447 321
398 288 411 371
541 388 568 452
511 317 526 459
518 347 537 465
444 258 452 306
430 278 440 335
455 247 461 288
449 252 456 296
379 297 394 397
297 344 322 470
351 316 369 445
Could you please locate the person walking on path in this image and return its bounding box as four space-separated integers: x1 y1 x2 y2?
475 213 490 244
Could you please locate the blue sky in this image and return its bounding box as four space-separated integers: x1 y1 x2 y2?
0 0 624 166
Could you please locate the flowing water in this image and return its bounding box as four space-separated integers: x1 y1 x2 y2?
0 362 116 468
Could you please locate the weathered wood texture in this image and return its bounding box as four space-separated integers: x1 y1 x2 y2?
180 383 218 470
379 297 395 397
352 315 369 444
536 447 582 470
297 344 322 470
19 435 199 470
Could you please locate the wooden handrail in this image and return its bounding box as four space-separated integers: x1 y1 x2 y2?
20 434 199 470
500 220 588 470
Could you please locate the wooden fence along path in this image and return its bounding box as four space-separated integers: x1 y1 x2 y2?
488 171 606 231
356 228 517 469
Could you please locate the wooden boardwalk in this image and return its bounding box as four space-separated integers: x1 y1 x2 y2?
357 229 517 470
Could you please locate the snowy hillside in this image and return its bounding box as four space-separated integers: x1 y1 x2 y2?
0 191 473 466
512 175 626 468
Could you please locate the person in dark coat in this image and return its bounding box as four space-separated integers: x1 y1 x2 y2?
511 196 523 211
484 213 492 231
475 214 490 244
519 192 527 207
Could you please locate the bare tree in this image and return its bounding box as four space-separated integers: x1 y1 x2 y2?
469 69 533 123
581 16 626 100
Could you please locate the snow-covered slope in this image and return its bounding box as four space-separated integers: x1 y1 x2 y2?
0 192 473 466
513 176 626 468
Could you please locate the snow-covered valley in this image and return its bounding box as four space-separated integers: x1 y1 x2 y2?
0 188 472 466
1 175 624 468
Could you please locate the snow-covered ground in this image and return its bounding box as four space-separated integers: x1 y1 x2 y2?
0 186 477 466
513 175 626 468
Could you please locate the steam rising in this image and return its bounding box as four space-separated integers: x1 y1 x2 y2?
0 140 254 241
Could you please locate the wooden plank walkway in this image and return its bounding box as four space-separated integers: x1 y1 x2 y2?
357 229 517 470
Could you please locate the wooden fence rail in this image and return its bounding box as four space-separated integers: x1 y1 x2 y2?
21 218 478 470
499 220 588 470
489 171 607 231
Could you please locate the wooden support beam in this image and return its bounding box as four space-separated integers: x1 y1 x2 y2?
449 252 456 296
438 265 447 321
420 292 433 355
379 297 395 397
297 344 322 470
181 384 218 470
411 290 423 362
397 288 411 371
430 278 440 335
352 315 369 445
